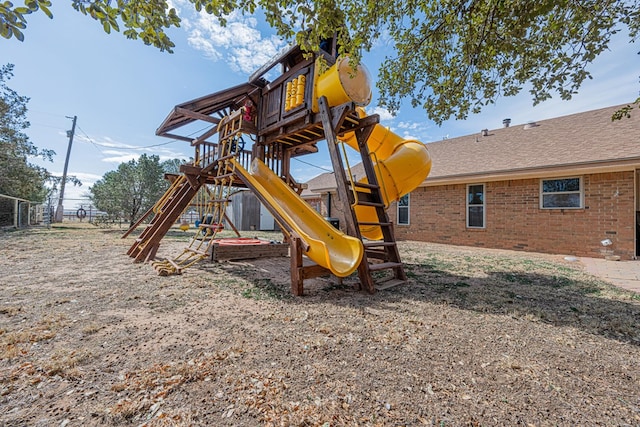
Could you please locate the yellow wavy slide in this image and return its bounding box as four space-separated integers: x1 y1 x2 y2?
229 157 364 277
340 110 433 240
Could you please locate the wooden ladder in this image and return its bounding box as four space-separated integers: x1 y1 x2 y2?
152 114 245 275
126 174 203 262
352 174 407 291
318 97 406 293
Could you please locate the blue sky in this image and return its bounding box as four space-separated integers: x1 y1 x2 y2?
4 3 639 205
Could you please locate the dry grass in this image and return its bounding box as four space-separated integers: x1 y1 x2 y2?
1 313 69 361
0 306 22 316
0 223 638 426
81 322 104 335
43 348 93 378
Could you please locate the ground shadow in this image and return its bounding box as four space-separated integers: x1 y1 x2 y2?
209 254 640 346
357 259 639 345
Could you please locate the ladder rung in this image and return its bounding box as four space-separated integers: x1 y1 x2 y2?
221 127 244 140
364 241 396 247
213 172 234 180
217 153 236 162
368 262 403 271
166 258 183 273
356 201 384 207
199 223 223 229
352 181 379 190
365 250 387 260
376 278 406 290
185 248 208 256
355 190 376 198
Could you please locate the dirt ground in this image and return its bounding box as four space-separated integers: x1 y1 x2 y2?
1 223 639 426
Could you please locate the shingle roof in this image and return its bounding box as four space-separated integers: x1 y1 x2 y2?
302 103 640 194
300 171 335 197
300 164 368 198
426 103 640 181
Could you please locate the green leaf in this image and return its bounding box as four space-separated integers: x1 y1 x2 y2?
3 0 636 121
0 25 11 39
39 3 52 18
12 25 23 40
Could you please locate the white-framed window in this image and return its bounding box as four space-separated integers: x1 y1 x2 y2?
467 184 485 228
540 177 583 209
397 193 410 225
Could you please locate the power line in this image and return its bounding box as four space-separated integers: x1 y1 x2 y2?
73 124 215 150
76 125 105 154
29 109 212 150
292 157 333 173
43 118 333 173
29 110 67 118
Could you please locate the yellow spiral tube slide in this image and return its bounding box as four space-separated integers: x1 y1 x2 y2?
340 111 432 240
311 56 432 240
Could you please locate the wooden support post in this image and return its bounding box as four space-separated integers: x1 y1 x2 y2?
122 205 154 239
317 97 378 293
357 260 375 293
223 212 241 237
318 97 359 237
145 243 160 263
283 148 292 187
290 236 304 296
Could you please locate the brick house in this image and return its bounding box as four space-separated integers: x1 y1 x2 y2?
303 104 640 260
301 171 347 225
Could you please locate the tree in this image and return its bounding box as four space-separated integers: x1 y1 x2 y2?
611 95 640 120
161 157 187 175
1 0 177 49
3 1 639 122
0 63 54 201
89 154 182 226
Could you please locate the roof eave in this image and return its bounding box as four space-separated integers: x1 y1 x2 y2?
424 157 640 186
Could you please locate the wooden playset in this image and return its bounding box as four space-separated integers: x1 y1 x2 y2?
123 37 432 295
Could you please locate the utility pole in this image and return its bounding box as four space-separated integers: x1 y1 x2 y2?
54 115 77 222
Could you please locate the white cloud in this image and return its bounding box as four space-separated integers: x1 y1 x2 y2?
99 148 188 165
101 153 140 164
397 121 419 130
76 134 137 150
74 132 190 165
369 29 393 50
73 171 103 182
370 106 395 122
186 29 223 61
176 7 287 75
47 171 104 204
390 120 432 141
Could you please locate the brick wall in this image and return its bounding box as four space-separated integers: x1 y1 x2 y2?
304 192 349 232
326 192 349 232
390 171 636 259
